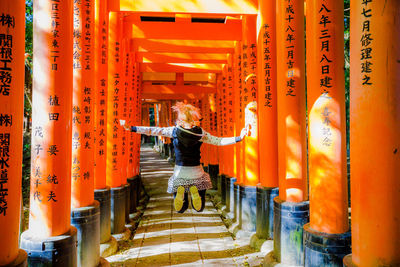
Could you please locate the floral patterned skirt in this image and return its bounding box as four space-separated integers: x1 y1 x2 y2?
167 165 212 193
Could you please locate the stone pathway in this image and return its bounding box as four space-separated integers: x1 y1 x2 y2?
107 145 264 266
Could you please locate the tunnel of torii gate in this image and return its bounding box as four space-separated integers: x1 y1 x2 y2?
0 0 399 267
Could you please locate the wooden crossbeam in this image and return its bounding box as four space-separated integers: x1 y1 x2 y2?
140 63 223 73
142 84 216 94
136 52 228 63
133 39 235 53
142 93 205 100
130 17 242 40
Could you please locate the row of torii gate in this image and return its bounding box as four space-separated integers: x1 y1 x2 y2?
1 0 399 267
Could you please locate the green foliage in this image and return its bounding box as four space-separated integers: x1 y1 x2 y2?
25 0 33 57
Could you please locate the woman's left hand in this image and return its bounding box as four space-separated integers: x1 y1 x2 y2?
240 127 249 140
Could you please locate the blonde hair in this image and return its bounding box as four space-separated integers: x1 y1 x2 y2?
172 102 202 127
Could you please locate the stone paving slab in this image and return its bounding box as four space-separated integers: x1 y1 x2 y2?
106 145 264 266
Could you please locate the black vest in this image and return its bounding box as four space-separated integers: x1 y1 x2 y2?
172 126 203 166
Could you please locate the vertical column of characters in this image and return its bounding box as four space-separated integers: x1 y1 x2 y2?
106 12 122 188
276 0 307 202
201 95 209 167
0 2 25 265
119 39 129 185
135 63 141 174
233 41 243 182
219 69 227 174
94 0 108 190
71 0 95 208
226 57 235 177
242 15 259 186
257 0 279 188
127 48 135 179
29 0 73 236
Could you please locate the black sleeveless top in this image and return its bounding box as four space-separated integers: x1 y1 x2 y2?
172 126 203 166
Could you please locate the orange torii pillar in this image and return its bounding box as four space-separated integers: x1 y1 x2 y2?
232 41 243 225
268 0 309 265
344 1 400 266
127 45 139 215
106 11 126 234
20 0 77 265
200 96 210 172
224 58 237 219
304 1 351 266
239 15 260 234
121 38 130 223
94 0 111 246
255 0 279 241
208 93 220 189
70 0 101 265
0 1 28 266
217 69 227 205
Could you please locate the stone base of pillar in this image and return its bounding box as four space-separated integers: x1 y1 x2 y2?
269 197 309 266
224 177 237 220
94 187 111 244
256 186 279 240
303 223 351 267
5 249 28 267
202 164 208 173
218 174 227 206
71 201 100 267
124 183 130 223
239 184 257 232
343 254 357 267
127 176 139 213
234 182 241 225
20 226 77 267
110 185 126 234
208 164 219 190
136 175 142 207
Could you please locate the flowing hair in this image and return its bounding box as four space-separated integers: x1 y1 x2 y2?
172 102 202 127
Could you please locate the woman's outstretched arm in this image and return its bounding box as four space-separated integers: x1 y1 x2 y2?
124 125 174 138
201 128 247 146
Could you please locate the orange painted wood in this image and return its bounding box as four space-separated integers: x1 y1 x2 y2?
119 0 258 14
142 93 206 100
276 0 307 202
140 63 223 73
233 42 243 183
257 0 279 188
226 57 236 177
133 39 235 54
106 12 123 188
71 0 95 209
94 0 108 190
142 84 216 95
127 48 136 179
119 39 129 185
29 0 73 237
241 15 259 186
136 52 228 64
130 18 242 41
306 0 349 234
349 0 400 265
0 1 25 264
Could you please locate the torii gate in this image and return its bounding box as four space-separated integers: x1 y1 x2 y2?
0 0 399 267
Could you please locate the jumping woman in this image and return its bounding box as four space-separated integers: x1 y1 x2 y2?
123 102 248 213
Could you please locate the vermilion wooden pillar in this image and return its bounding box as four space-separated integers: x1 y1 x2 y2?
94 0 111 246
233 41 243 184
226 56 235 178
94 0 108 190
255 0 280 241
21 0 77 265
0 1 27 265
304 1 351 265
238 15 259 234
107 11 126 234
71 0 95 210
270 0 309 265
107 12 122 189
71 1 101 265
241 15 259 187
344 1 400 266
